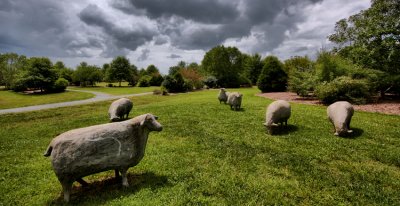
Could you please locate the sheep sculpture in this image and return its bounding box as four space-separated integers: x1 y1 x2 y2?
43 113 163 202
227 92 243 111
327 101 354 136
264 100 291 134
218 88 229 104
108 98 133 122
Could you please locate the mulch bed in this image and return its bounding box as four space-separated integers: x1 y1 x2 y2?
256 92 400 116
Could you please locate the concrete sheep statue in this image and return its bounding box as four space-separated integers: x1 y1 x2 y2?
264 100 291 134
327 101 354 136
217 88 229 104
108 98 133 122
227 92 243 111
43 113 163 202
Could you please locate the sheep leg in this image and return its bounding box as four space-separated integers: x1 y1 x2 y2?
61 181 72 202
76 178 88 187
120 168 129 187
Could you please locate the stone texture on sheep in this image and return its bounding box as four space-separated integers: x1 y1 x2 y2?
108 98 133 122
264 100 291 134
43 113 162 202
217 88 228 104
327 101 354 136
227 92 243 110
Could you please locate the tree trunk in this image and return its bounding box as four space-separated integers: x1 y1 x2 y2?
119 81 121 87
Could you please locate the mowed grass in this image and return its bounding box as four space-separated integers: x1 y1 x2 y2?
69 84 160 95
0 90 94 109
0 88 399 205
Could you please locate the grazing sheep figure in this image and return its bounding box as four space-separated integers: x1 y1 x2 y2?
218 88 229 104
108 98 133 122
43 113 163 202
264 100 291 134
327 101 354 136
227 92 243 110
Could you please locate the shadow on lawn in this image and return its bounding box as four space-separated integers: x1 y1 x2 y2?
343 127 364 139
267 124 299 136
48 171 170 205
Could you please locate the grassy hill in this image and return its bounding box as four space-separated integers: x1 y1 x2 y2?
0 87 399 205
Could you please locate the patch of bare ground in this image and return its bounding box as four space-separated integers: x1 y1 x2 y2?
256 92 400 116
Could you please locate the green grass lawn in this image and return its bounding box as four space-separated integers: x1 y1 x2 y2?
69 85 160 95
0 88 399 205
0 90 95 109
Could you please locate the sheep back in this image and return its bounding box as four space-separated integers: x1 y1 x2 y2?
264 100 291 133
327 101 354 136
108 98 133 121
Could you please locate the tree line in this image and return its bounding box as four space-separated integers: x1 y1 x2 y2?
0 0 398 104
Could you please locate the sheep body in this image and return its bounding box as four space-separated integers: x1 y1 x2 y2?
217 88 228 104
108 98 133 121
264 100 291 134
327 101 354 136
43 113 162 202
227 92 243 110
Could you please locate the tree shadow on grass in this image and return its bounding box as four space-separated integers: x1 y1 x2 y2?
267 125 299 136
48 171 170 205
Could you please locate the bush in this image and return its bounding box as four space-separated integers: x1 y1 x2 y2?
11 78 27 92
288 71 319 97
257 56 287 92
149 74 164 86
51 78 69 92
315 76 372 105
239 75 252 88
161 73 187 93
137 75 152 87
203 76 217 88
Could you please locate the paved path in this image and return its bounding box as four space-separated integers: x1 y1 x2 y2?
0 89 152 115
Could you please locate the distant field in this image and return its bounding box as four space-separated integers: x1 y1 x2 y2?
0 90 94 109
69 84 160 95
0 88 399 205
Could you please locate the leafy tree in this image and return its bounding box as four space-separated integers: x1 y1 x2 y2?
53 61 73 83
162 73 186 93
168 66 181 76
108 56 131 87
257 56 287 92
73 62 102 87
244 53 264 85
0 53 27 89
126 64 140 86
146 64 159 75
202 45 244 88
328 0 400 96
284 56 317 96
17 57 57 92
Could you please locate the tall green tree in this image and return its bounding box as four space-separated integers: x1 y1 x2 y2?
328 0 400 95
108 56 131 87
0 53 27 89
202 45 244 88
73 62 102 87
257 56 287 92
22 57 57 92
244 53 264 85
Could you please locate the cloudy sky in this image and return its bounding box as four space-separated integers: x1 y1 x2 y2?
0 0 370 74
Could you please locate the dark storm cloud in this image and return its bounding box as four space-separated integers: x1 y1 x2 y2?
167 54 181 59
111 0 324 51
112 0 240 24
78 4 157 57
0 0 74 56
